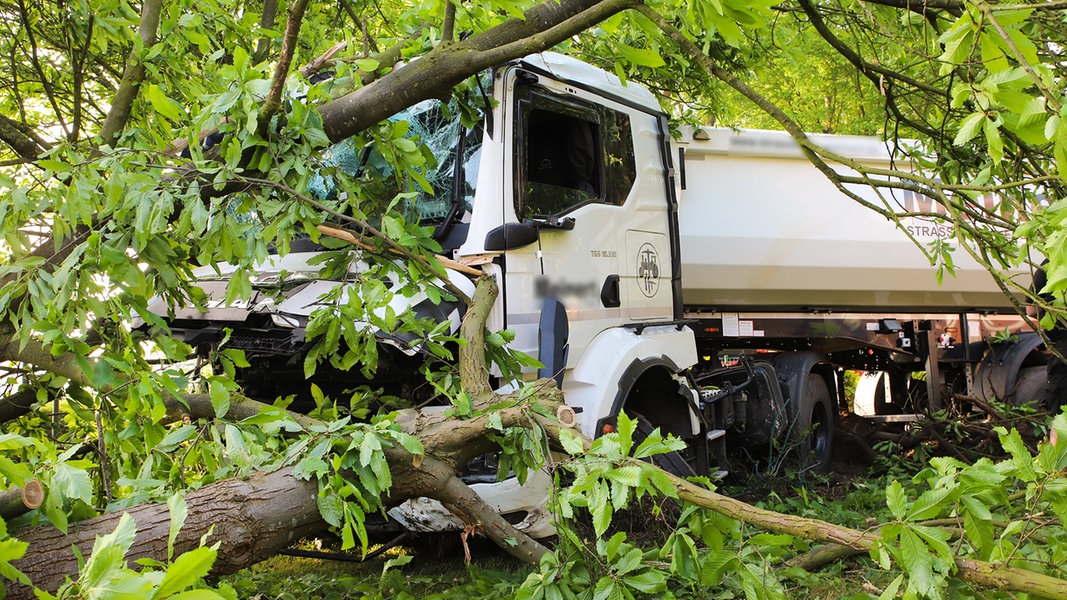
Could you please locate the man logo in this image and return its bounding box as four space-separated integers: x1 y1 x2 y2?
637 243 659 297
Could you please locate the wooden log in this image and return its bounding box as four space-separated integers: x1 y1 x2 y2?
9 468 323 598
0 480 44 520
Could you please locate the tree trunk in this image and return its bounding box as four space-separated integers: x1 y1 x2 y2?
9 468 324 598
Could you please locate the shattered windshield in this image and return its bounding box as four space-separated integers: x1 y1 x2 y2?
399 99 481 220
308 97 483 227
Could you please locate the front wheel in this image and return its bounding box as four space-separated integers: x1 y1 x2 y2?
794 374 835 474
632 415 696 477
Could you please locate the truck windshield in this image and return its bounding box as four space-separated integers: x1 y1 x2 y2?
307 98 482 232
400 99 481 222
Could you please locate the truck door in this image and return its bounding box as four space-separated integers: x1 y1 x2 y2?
499 69 673 377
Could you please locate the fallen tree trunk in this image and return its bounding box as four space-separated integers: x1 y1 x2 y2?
9 468 323 597
8 397 558 597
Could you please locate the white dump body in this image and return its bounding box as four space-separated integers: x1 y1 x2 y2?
676 128 1020 313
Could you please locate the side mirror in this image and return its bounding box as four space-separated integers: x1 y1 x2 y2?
485 221 539 251
484 216 578 251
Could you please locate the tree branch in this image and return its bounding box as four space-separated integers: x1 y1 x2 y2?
97 0 162 147
0 113 49 159
252 0 280 64
262 0 312 125
317 0 637 142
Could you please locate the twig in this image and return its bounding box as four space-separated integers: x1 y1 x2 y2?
317 224 482 277
94 408 113 505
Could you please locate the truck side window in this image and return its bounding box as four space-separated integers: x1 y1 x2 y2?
521 108 601 217
515 84 637 218
604 111 636 206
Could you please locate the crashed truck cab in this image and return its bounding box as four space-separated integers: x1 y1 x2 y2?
160 253 476 406
148 52 695 539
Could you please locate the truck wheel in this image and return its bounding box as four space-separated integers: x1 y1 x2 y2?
795 375 834 474
1006 366 1045 408
632 415 695 477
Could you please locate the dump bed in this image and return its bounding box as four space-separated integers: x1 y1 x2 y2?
675 128 1022 313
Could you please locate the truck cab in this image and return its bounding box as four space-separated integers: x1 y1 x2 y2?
457 54 699 442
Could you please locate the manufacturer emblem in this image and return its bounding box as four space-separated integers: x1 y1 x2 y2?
637 243 659 297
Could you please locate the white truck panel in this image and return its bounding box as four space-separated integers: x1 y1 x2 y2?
676 128 1021 312
564 325 698 437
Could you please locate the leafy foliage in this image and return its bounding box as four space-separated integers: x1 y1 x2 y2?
4 0 1067 597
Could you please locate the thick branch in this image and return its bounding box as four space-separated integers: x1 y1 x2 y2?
0 388 38 424
0 480 44 520
860 0 964 17
252 0 280 64
262 0 312 124
97 0 162 147
0 114 49 159
666 472 1067 598
459 275 497 404
317 0 637 141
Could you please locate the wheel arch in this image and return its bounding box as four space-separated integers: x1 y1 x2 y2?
564 325 697 437
593 356 695 439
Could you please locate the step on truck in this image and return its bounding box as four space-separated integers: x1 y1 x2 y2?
152 52 1040 538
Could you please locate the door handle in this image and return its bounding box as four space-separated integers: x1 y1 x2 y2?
601 274 621 308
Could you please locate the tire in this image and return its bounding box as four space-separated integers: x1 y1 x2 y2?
1005 366 1045 408
793 374 835 474
632 415 696 477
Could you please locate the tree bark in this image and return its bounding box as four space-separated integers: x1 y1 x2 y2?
317 0 636 142
97 0 162 147
8 468 325 598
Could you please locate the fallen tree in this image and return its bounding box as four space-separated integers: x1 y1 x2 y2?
6 277 1067 597
5 0 1067 597
10 323 1067 598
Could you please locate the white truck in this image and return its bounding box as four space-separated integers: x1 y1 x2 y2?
155 52 1040 538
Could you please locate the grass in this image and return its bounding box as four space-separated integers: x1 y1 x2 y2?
221 535 530 599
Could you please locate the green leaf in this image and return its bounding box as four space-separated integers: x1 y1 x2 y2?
984 118 1004 163
559 428 586 456
153 546 218 598
613 547 643 575
82 513 140 590
167 493 188 561
897 526 940 597
146 85 184 123
614 43 665 68
616 412 636 458
954 112 986 146
622 569 666 594
907 487 951 521
158 425 198 453
886 480 907 520
52 462 93 505
209 379 230 419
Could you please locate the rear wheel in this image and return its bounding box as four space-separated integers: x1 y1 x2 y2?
794 374 835 473
1006 366 1046 408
